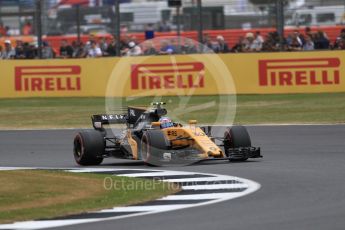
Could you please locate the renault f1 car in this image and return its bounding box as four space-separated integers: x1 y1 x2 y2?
73 102 262 166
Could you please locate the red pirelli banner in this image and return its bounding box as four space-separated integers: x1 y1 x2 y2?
15 66 81 92
130 63 205 90
258 58 340 86
0 51 345 98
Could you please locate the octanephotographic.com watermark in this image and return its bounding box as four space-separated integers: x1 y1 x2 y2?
103 176 180 191
103 176 240 191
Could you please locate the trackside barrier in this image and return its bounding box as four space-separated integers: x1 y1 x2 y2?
1 51 345 98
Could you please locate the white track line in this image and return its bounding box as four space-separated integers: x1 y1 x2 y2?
118 171 198 177
0 167 32 171
98 204 193 213
159 193 242 200
65 168 162 173
181 184 248 190
0 219 103 230
162 176 240 183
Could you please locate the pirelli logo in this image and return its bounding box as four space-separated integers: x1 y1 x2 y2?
131 62 205 90
258 58 340 86
15 66 81 91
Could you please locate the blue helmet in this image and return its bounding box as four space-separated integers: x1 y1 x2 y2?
159 117 173 129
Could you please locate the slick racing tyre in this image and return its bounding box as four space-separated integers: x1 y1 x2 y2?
141 130 169 166
223 126 251 161
73 130 104 166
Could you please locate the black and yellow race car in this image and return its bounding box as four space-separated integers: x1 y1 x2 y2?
73 102 262 166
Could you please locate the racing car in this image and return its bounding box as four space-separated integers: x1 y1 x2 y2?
73 102 262 166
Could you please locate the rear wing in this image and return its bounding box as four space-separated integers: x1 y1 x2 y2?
91 107 148 129
91 114 127 129
91 104 166 129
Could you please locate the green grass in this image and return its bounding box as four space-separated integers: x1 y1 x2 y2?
235 93 345 124
0 93 344 129
0 170 179 224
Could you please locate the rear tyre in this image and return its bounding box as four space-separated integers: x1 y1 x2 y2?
223 126 251 161
73 130 104 166
141 130 169 166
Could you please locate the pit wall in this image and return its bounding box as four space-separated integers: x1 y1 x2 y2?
1 51 344 98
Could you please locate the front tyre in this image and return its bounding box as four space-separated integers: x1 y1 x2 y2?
223 126 251 161
141 130 169 166
73 130 104 166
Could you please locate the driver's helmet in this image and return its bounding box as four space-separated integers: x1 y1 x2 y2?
159 117 174 129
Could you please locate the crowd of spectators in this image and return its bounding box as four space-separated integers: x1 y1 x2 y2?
232 27 343 52
1 28 345 59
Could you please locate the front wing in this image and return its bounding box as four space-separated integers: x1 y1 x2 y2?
226 147 262 160
150 147 262 164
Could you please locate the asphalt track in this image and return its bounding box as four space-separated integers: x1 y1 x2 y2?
1 125 345 230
